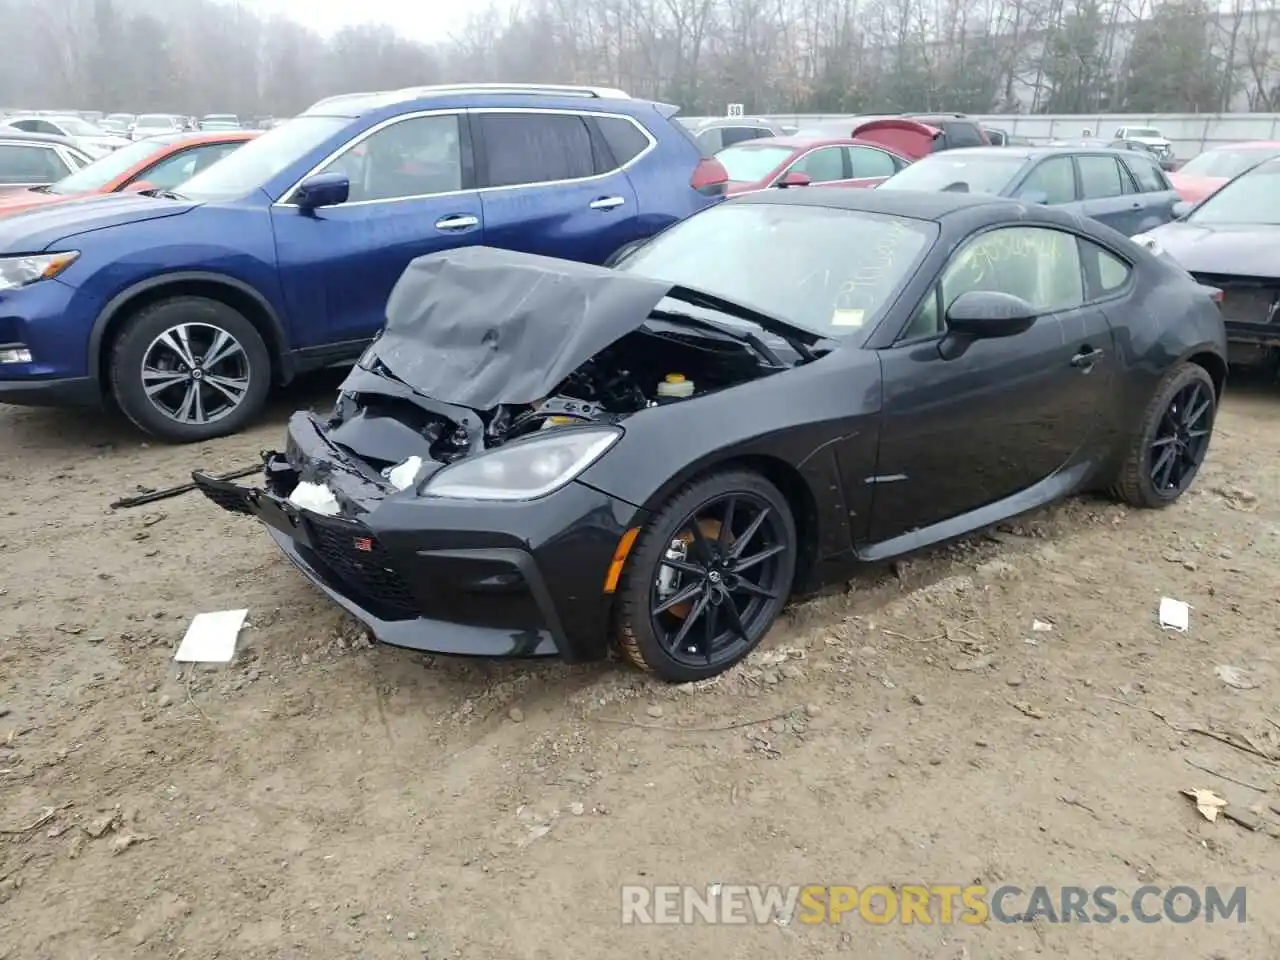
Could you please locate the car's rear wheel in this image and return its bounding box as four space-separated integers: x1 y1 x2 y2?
1111 362 1216 508
615 470 796 683
109 296 271 443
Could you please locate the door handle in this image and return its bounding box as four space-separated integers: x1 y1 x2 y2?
1070 347 1105 369
435 214 478 230
589 196 626 210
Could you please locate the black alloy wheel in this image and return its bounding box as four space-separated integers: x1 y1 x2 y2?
1148 378 1213 496
1112 362 1216 508
616 470 796 682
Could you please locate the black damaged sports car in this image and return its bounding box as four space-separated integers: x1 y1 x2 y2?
195 189 1227 683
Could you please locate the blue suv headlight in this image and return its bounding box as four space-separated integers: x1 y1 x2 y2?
0 252 79 291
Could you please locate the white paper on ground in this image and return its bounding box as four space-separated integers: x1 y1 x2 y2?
175 609 248 663
288 480 340 516
1158 597 1191 632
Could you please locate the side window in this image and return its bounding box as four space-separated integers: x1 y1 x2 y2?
944 122 985 148
846 146 897 179
595 116 650 168
720 126 764 148
695 128 723 153
478 112 595 188
1122 155 1168 193
0 144 65 183
1016 156 1076 204
318 113 462 202
944 227 1083 314
1077 155 1124 198
1081 239 1132 296
139 149 201 189
790 146 845 182
8 119 38 132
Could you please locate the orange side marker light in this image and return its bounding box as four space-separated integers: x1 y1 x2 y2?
602 527 641 594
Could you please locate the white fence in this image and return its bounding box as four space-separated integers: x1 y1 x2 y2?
685 113 1280 159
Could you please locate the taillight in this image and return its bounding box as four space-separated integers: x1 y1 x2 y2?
691 157 729 196
1208 287 1224 303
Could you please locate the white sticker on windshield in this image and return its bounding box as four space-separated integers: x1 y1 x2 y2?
830 308 866 327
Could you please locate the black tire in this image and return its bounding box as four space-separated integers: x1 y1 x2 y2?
1111 361 1216 508
109 296 272 443
615 469 797 683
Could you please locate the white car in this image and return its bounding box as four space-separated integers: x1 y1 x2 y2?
131 113 184 140
1113 125 1175 164
0 114 129 157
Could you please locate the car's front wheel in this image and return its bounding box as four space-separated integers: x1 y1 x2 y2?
109 296 272 443
615 469 797 683
1111 361 1216 508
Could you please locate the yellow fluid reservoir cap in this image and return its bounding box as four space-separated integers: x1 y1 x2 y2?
665 373 686 383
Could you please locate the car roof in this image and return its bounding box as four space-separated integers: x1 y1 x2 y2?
152 130 258 147
926 145 1139 160
0 129 80 147
304 83 636 118
1215 140 1280 150
727 185 1008 220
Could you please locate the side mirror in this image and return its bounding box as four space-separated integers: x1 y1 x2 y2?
1018 189 1049 205
122 180 155 193
293 172 349 211
1171 200 1192 220
945 291 1036 340
777 171 811 188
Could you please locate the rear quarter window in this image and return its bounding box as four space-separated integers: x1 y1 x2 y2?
1122 155 1170 192
594 116 651 168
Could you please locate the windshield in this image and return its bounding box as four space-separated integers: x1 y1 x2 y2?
878 153 1029 195
56 117 108 136
618 203 936 338
177 116 348 201
137 115 175 127
1178 146 1280 179
204 115 237 124
1187 158 1280 225
1126 128 1161 139
46 137 173 194
716 144 797 182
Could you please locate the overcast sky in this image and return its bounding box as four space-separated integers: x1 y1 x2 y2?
242 0 512 43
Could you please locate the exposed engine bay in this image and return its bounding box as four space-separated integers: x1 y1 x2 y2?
330 319 796 475
261 246 830 512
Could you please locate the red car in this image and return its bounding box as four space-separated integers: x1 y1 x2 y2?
0 130 256 218
715 118 941 195
1168 140 1280 204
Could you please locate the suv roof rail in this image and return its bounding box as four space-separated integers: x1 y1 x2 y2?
307 83 632 114
399 82 631 100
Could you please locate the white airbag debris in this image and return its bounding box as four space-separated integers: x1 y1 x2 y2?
288 480 341 516
387 456 424 492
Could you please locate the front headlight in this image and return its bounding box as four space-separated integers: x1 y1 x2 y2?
422 426 621 501
1130 232 1162 256
0 252 79 291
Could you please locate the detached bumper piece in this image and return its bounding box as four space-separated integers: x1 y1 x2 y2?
191 466 589 660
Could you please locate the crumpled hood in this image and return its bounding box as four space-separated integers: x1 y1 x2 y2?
365 246 723 409
1148 220 1280 279
0 192 196 253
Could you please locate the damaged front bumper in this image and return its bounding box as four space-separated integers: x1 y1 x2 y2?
193 412 647 662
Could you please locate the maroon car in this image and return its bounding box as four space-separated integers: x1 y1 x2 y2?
715 118 941 195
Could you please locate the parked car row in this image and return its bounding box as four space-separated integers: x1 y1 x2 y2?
0 83 725 441
0 87 1273 449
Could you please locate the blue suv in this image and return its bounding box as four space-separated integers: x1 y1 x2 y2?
0 83 727 441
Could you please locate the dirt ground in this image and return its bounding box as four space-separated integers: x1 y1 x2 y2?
2 372 1279 960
